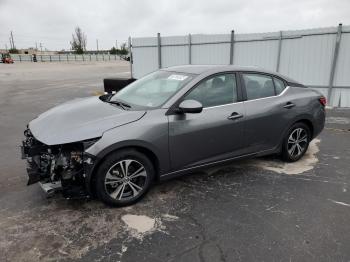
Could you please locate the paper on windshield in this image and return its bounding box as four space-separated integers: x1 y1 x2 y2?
167 74 188 81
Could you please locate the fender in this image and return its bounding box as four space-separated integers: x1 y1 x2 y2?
84 139 168 195
280 114 315 144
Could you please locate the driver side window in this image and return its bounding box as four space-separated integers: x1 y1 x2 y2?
184 73 238 107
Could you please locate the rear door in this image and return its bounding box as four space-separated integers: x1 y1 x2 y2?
168 73 246 171
240 72 291 153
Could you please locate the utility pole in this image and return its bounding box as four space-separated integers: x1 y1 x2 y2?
40 43 43 53
10 31 15 49
35 42 38 51
9 37 13 49
96 39 99 52
115 40 118 49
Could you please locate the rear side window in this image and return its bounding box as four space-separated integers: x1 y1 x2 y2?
273 77 286 94
242 74 274 100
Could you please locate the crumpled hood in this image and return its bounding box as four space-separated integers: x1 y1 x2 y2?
29 96 146 145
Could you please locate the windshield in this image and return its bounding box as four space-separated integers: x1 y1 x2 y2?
111 71 194 109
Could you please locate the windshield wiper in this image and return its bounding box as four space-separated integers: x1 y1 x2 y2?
107 100 131 110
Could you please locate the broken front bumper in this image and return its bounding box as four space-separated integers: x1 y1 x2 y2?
21 143 44 185
21 139 97 198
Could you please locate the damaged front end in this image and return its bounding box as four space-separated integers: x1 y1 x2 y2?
21 128 97 198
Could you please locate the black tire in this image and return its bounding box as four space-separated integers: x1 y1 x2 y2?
95 149 155 207
281 122 311 162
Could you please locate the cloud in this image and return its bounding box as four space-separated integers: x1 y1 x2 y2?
0 0 349 50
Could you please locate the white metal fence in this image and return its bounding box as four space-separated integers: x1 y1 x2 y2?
130 24 350 107
10 54 121 63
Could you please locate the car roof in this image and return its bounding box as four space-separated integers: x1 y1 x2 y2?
161 65 301 85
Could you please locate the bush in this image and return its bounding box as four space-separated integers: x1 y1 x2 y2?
9 48 19 54
110 47 117 55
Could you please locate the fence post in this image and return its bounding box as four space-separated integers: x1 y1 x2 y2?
229 30 235 65
276 31 283 72
30 55 33 62
128 36 133 78
103 54 105 61
41 55 43 62
328 23 343 105
74 54 76 61
19 55 22 62
90 54 91 61
96 54 98 61
188 34 192 65
49 55 52 62
82 55 85 61
109 54 110 61
157 33 162 69
58 54 61 62
67 54 68 62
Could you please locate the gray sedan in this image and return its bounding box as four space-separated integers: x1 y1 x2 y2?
21 65 326 206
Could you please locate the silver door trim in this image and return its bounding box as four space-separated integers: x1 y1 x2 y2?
203 101 244 110
202 86 290 110
243 86 290 103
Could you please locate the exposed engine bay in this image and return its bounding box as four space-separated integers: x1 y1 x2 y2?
21 128 92 197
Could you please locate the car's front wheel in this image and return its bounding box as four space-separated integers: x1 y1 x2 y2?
281 122 311 162
95 149 155 207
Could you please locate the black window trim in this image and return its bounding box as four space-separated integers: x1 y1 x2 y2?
272 76 287 95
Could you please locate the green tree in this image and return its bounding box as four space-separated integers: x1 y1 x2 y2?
110 47 117 55
119 42 128 55
70 27 87 54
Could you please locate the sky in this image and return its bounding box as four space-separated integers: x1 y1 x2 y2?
0 0 349 51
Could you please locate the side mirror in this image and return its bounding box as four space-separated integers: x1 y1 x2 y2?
178 99 203 114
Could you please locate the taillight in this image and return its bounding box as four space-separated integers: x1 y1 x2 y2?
319 96 327 106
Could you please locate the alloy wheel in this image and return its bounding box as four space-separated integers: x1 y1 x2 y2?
287 128 308 158
104 159 147 200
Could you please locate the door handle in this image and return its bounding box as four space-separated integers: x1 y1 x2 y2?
283 102 295 109
228 112 243 120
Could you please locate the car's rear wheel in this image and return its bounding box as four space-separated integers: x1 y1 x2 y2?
95 149 155 207
281 122 311 162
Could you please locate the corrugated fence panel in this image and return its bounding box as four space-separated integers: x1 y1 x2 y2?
161 36 189 68
331 88 350 107
131 25 350 107
162 46 189 67
133 37 157 47
233 40 278 71
279 33 336 86
334 32 350 86
283 26 337 36
310 87 328 98
191 34 230 44
132 47 158 78
132 37 158 78
191 34 230 65
191 43 230 65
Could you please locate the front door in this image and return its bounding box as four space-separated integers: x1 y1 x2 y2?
168 73 246 171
